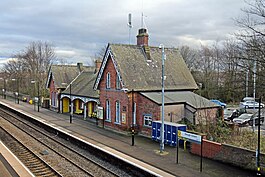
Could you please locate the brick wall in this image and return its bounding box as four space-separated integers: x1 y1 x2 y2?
99 56 130 132
137 93 160 136
49 79 58 108
164 104 184 122
191 139 222 158
191 140 265 174
98 55 163 136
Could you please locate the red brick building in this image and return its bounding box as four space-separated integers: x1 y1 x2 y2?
46 63 94 112
94 28 218 136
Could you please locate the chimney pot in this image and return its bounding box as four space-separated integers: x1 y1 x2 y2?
95 59 102 73
77 63 83 73
137 28 149 46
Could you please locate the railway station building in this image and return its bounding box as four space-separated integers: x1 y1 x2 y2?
45 62 99 118
60 70 99 119
93 28 219 136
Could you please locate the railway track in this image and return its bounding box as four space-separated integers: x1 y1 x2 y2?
0 126 62 177
0 109 123 176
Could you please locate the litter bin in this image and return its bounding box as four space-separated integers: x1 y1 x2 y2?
42 98 50 108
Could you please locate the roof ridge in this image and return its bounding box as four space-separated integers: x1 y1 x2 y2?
109 43 179 50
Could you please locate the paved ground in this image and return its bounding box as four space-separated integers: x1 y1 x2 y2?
0 98 257 177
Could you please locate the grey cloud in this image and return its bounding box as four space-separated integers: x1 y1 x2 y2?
0 0 246 64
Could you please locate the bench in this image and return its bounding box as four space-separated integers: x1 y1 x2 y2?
75 110 83 114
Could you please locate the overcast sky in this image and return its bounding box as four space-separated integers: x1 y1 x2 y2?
0 0 246 65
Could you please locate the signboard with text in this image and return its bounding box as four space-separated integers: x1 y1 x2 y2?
97 106 103 120
178 130 201 144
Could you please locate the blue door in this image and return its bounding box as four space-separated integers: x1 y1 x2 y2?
172 126 177 146
166 124 172 145
156 122 161 141
151 122 157 141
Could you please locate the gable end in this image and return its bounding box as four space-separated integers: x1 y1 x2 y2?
93 46 125 90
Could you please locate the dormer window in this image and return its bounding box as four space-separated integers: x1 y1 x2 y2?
116 74 120 89
106 72 110 89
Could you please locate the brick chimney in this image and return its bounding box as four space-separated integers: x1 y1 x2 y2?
137 28 149 46
77 62 83 73
95 59 102 73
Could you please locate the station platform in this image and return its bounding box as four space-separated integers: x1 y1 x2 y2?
0 98 255 177
0 141 33 177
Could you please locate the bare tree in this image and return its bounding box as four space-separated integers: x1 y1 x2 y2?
235 0 265 97
179 45 198 71
3 41 56 97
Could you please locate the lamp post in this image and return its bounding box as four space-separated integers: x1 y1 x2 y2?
159 44 166 153
11 78 19 104
37 81 40 112
69 83 72 123
31 80 39 112
122 87 135 146
0 76 6 99
17 79 19 104
257 97 261 176
131 89 135 146
31 81 36 111
3 78 6 99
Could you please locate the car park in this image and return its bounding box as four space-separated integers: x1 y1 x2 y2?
248 111 265 126
248 116 265 126
233 113 253 125
240 101 264 109
223 108 239 121
210 99 227 108
242 97 255 102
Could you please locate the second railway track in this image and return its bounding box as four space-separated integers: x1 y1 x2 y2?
0 108 129 177
0 126 62 177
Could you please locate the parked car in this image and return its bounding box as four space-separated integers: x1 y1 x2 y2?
223 108 239 121
233 113 253 125
248 116 265 126
242 97 255 102
240 101 264 109
210 99 227 108
248 111 265 126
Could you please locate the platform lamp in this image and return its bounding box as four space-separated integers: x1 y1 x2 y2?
0 77 6 99
37 81 40 112
31 80 40 112
11 78 19 104
131 89 135 146
257 97 262 176
122 87 135 146
69 83 72 123
159 44 166 153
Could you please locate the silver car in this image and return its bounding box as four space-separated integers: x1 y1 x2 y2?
233 113 253 125
240 101 264 109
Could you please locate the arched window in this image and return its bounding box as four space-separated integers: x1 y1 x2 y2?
106 100 111 121
106 72 110 89
115 101 120 123
116 74 120 89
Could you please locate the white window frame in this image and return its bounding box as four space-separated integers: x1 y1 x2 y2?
116 74 120 89
80 102 84 109
133 102 136 125
115 101 120 124
144 114 152 127
106 100 111 121
106 72 111 89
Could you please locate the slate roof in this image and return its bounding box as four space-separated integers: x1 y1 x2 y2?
95 44 198 91
46 64 95 89
140 91 219 109
62 71 99 98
